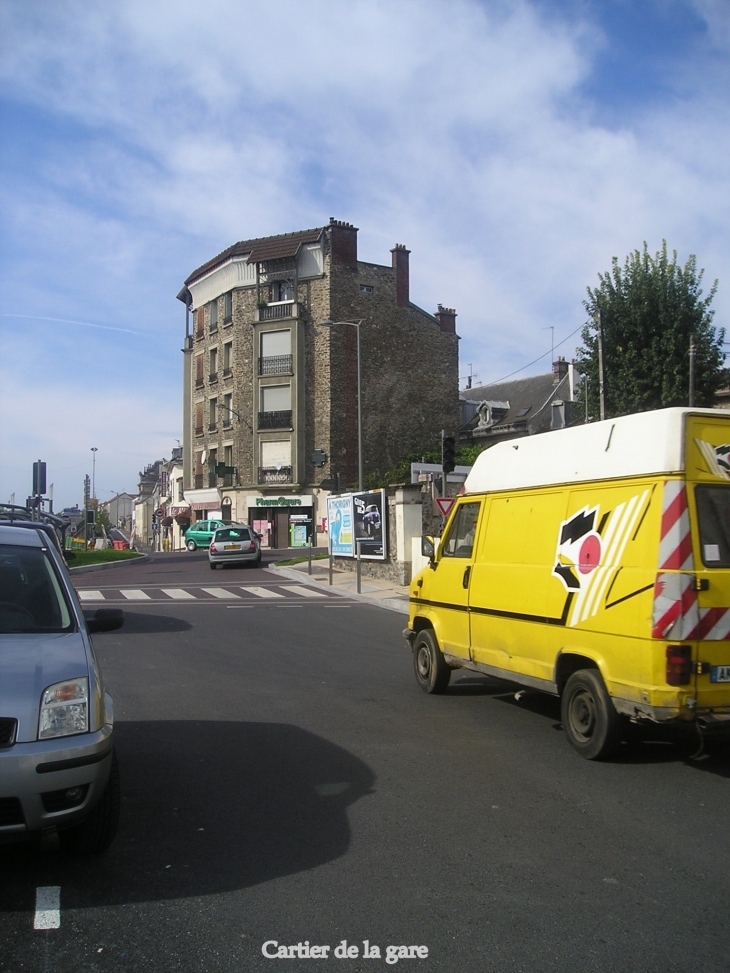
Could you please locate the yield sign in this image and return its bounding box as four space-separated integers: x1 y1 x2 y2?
435 497 455 518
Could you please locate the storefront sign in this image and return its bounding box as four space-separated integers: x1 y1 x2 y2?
247 495 311 508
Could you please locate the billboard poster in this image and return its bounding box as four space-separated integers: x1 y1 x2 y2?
353 489 386 560
327 494 354 556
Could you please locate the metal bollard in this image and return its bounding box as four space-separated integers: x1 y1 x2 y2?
307 537 313 575
329 550 333 585
356 540 362 594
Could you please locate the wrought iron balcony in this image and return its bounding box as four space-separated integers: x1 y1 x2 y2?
258 466 292 485
258 410 292 429
259 354 293 375
256 302 299 322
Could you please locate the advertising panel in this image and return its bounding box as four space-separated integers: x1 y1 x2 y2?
353 489 387 560
327 495 354 556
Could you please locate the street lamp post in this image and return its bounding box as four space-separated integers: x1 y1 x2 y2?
318 319 364 492
90 447 98 501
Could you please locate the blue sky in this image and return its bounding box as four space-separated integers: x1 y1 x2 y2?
1 0 728 508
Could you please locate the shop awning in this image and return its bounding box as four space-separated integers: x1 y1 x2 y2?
183 488 221 512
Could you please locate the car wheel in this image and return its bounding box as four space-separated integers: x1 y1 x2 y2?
561 669 623 760
209 561 218 570
413 629 451 694
59 749 120 855
186 540 197 552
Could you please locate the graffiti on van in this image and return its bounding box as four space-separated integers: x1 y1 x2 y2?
553 490 651 628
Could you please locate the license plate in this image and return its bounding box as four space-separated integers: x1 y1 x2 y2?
710 665 730 683
224 544 242 550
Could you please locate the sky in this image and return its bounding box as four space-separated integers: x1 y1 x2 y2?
1 0 728 509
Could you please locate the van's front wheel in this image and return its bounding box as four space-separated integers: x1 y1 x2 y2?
413 630 451 694
561 669 622 760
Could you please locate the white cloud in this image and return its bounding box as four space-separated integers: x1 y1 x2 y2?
1 0 729 501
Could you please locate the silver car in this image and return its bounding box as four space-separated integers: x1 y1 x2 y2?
208 525 262 569
0 523 122 854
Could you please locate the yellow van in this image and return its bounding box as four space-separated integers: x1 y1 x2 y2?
405 408 730 759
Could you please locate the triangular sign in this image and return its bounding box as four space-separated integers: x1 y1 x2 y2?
436 497 455 518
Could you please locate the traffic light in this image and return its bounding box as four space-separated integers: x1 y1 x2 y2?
86 509 96 526
33 460 47 496
442 435 456 474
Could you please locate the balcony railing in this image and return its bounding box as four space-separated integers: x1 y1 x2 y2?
208 473 218 488
258 466 292 485
195 425 204 436
194 474 204 489
209 371 218 383
195 376 204 388
256 302 299 322
223 367 232 378
259 355 293 376
222 418 232 429
258 410 292 429
208 422 217 432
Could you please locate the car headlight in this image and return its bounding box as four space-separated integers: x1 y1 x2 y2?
38 678 89 739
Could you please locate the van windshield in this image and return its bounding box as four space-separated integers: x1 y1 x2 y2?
695 486 730 567
0 546 74 633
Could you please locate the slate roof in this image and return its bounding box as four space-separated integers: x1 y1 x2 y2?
185 226 326 285
461 371 570 439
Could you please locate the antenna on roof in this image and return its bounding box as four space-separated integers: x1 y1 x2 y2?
460 364 480 390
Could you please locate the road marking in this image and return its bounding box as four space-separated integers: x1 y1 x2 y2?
160 588 197 600
120 589 151 600
78 590 105 601
279 585 327 598
240 586 284 599
200 587 241 599
34 886 60 930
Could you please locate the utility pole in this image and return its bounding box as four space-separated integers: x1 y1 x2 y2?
597 310 606 421
689 334 696 407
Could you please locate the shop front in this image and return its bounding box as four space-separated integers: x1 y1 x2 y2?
246 495 313 549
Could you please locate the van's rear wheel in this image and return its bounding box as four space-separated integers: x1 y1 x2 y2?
413 630 451 694
561 669 622 760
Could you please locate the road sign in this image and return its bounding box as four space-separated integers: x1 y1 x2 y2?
436 497 455 518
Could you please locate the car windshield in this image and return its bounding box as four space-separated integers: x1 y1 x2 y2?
0 545 74 633
215 528 251 542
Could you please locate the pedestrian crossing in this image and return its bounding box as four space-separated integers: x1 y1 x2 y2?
75 582 345 607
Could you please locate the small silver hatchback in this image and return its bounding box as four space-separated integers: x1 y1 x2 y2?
208 525 262 570
0 523 123 853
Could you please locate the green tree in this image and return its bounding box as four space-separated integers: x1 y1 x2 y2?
575 242 724 419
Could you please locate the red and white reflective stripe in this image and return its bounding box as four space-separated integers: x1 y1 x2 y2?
652 572 699 639
658 480 693 570
685 607 730 641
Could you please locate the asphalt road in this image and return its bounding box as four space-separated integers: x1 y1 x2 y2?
3 551 730 973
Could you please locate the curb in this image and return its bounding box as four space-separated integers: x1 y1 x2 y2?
68 554 150 575
267 564 410 615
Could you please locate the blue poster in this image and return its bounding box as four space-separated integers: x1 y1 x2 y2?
327 495 354 556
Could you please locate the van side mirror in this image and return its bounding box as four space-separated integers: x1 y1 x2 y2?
64 551 77 562
421 536 435 561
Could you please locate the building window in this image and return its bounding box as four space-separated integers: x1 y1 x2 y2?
209 347 218 382
208 448 217 488
259 439 292 484
195 354 204 388
259 384 292 429
209 397 217 431
223 342 233 376
224 291 232 324
259 329 292 375
273 280 293 302
177 479 184 502
224 445 233 487
195 307 205 338
210 300 218 331
195 402 204 436
222 393 233 428
194 450 205 489
360 284 374 295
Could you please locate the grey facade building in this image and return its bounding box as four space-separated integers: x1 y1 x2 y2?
177 219 459 546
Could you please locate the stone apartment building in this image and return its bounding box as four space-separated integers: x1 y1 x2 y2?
176 219 459 547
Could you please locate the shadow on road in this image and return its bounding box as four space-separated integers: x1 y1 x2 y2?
114 612 193 634
0 720 375 910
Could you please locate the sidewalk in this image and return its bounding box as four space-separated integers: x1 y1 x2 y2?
267 556 410 615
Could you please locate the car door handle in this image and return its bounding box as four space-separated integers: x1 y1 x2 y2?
462 566 471 589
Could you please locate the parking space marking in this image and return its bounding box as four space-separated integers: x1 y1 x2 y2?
278 585 327 598
160 588 197 600
78 590 105 601
200 587 241 599
120 589 152 600
34 886 60 930
239 586 285 599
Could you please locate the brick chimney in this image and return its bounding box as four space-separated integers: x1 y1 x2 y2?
553 355 569 385
391 243 410 307
328 218 358 269
434 305 457 334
